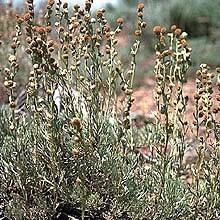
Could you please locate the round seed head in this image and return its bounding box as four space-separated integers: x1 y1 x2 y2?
71 117 81 125
9 102 16 108
74 137 80 143
161 27 167 34
153 26 161 35
117 17 124 24
170 25 177 32
135 29 142 36
76 178 82 185
174 28 182 36
24 13 31 21
72 148 78 155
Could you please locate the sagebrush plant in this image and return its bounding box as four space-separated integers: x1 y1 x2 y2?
151 24 220 219
1 0 149 219
0 0 220 220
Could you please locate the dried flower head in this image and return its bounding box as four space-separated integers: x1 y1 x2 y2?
161 27 167 34
138 12 143 18
9 102 16 108
73 22 79 29
11 43 17 49
170 25 177 32
85 1 92 11
96 10 103 18
74 137 80 143
74 4 80 10
71 148 78 155
76 177 82 185
17 17 24 24
24 13 31 21
63 2 68 8
34 26 45 35
194 93 200 100
84 54 89 59
153 26 161 35
181 39 187 47
174 28 182 36
71 117 81 125
48 0 55 5
124 88 133 95
46 26 52 33
135 29 142 36
62 54 69 60
141 22 147 28
48 40 54 47
138 3 145 10
117 17 124 24
25 48 32 54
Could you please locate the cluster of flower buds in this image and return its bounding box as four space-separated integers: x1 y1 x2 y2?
154 25 192 107
135 3 146 37
4 48 20 111
193 64 215 130
71 117 83 133
120 3 147 131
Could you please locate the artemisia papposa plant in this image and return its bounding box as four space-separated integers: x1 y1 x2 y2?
190 64 220 218
1 1 149 219
153 25 191 178
153 24 220 219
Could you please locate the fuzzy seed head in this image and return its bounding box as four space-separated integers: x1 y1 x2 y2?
76 178 82 185
135 29 142 36
138 12 143 18
9 102 16 108
71 117 81 125
124 88 133 95
181 39 187 47
174 28 182 36
161 27 167 34
17 17 24 24
74 137 80 143
96 10 103 18
24 13 31 21
46 26 52 33
194 93 200 100
117 17 124 24
153 26 161 35
170 25 177 32
11 43 17 49
62 54 69 60
138 3 144 10
71 148 78 155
